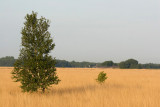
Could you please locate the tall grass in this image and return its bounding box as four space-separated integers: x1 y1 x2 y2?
0 67 160 107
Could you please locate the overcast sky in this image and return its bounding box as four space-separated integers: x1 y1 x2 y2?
0 0 160 63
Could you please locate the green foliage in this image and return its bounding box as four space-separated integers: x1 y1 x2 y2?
96 71 107 84
56 60 72 67
141 63 160 69
101 61 114 67
119 59 141 69
1 55 160 69
70 61 97 68
55 60 97 68
119 61 130 69
98 61 118 68
0 56 16 67
11 11 60 93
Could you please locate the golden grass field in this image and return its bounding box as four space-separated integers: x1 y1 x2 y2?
0 67 160 107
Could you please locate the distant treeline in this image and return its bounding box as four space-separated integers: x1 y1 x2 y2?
56 60 98 68
0 56 16 67
1 56 160 69
118 59 160 69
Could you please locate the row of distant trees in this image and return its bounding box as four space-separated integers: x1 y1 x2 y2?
56 60 98 68
1 56 160 69
0 56 16 67
0 56 98 68
118 59 160 69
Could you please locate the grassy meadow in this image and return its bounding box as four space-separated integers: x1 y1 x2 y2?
0 67 160 107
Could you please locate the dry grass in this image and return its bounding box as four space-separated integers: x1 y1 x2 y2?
0 67 160 107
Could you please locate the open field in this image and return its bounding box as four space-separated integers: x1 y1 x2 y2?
0 67 160 107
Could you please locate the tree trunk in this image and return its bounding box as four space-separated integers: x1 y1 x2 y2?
42 88 45 93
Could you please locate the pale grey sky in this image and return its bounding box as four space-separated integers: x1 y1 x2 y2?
0 0 160 63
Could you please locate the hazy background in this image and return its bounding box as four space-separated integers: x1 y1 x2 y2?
0 0 160 63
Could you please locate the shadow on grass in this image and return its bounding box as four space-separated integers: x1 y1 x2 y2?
51 85 97 95
50 83 127 95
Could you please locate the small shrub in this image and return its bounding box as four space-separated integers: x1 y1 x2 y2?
96 71 107 84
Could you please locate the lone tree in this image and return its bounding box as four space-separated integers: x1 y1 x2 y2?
96 71 107 84
12 11 60 93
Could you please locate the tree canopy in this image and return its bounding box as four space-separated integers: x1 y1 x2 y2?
101 61 114 67
11 11 60 93
119 59 141 69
